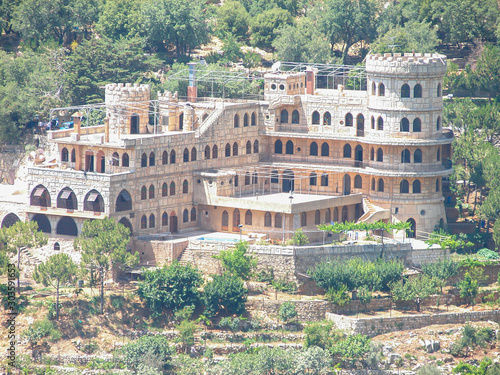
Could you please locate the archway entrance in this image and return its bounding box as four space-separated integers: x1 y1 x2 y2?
131 114 139 134
406 218 416 238
221 210 229 231
118 217 133 236
282 169 294 193
85 151 94 172
31 214 51 233
1 213 20 228
170 211 178 233
56 216 78 236
355 203 363 220
232 209 240 232
343 174 351 195
356 114 364 136
355 145 363 167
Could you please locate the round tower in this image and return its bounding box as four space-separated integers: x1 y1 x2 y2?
364 53 451 238
105 83 151 141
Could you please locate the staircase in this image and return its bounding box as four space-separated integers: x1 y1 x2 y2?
177 248 195 266
357 198 390 223
19 247 42 266
195 103 224 138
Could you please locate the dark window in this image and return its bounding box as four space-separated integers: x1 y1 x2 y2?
212 145 218 159
401 84 410 98
292 110 299 124
275 213 282 228
71 149 76 162
115 190 132 212
377 148 383 162
243 113 249 127
61 147 68 162
251 112 256 126
162 150 168 164
183 179 189 194
122 153 129 167
170 181 175 196
162 212 168 226
310 172 317 186
285 140 294 155
400 179 409 193
149 152 155 166
245 172 250 185
253 140 259 153
321 173 328 186
377 117 384 130
275 140 283 154
312 111 320 125
371 116 375 129
354 175 362 188
162 182 168 197
245 210 252 225
370 148 374 161
372 82 376 95
321 142 329 157
191 208 196 221
371 178 375 190
141 186 147 200
378 83 385 96
414 84 422 98
149 184 155 199
170 150 176 164
401 149 410 163
271 170 279 183
280 109 288 123
436 116 441 130
343 144 351 158
414 149 422 163
345 113 353 127
436 178 440 192
413 118 421 132
234 114 240 128
333 207 339 222
400 118 410 132
183 209 189 223
205 145 210 159
191 147 197 161
246 141 252 154
315 210 321 225
301 212 307 226
235 175 239 187
325 208 331 223
149 214 155 228
324 112 331 125
112 152 119 166
413 180 421 193
141 153 147 167
183 148 189 162
264 212 272 227
437 148 440 161
233 142 239 156
378 178 384 192
310 142 318 156
141 215 147 229
225 143 231 157
252 172 258 185
437 83 442 97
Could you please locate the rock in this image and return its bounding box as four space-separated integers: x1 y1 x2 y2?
444 357 454 363
433 340 441 352
425 340 434 353
389 353 402 364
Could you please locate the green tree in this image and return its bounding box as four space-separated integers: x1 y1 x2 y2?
0 221 47 293
213 241 256 280
389 274 438 312
292 228 309 245
33 253 77 320
95 0 143 40
137 262 203 316
220 33 244 63
458 272 478 307
121 335 173 373
371 20 438 54
357 286 372 312
272 17 332 64
278 301 298 324
304 320 340 349
74 218 138 315
422 258 459 293
314 0 378 63
175 319 197 354
217 1 250 40
330 333 371 368
471 45 500 101
250 7 293 50
203 273 247 318
0 0 20 35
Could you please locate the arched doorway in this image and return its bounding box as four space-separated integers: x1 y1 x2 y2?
179 112 184 130
56 216 78 236
130 114 139 134
31 214 51 233
354 145 363 167
356 114 364 136
343 174 351 195
170 211 178 233
96 151 105 173
282 169 294 193
85 150 94 172
1 213 20 228
118 217 133 236
221 210 229 231
355 203 363 220
116 190 132 212
406 218 416 238
232 209 240 232
341 206 349 222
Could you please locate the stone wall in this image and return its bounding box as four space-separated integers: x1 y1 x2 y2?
246 299 331 322
326 310 500 337
133 238 189 266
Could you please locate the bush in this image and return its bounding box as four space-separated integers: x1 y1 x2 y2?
271 277 297 293
203 273 247 318
213 241 256 280
450 324 495 357
326 284 351 307
477 248 500 260
304 321 340 349
417 364 442 375
121 335 173 373
278 301 297 324
292 228 309 245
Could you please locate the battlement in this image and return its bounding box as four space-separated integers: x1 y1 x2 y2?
366 52 447 76
157 90 178 103
105 83 151 104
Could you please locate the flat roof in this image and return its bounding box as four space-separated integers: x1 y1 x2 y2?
239 192 334 205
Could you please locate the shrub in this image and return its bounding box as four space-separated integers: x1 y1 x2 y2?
271 277 297 293
203 273 247 318
213 241 256 280
304 321 339 349
477 248 500 260
121 335 173 373
292 228 309 245
326 284 351 307
417 364 442 375
278 301 297 324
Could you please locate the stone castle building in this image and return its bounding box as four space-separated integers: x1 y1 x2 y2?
22 53 452 251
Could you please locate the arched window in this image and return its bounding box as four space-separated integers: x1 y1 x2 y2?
191 147 197 161
251 112 256 126
343 144 352 158
357 114 364 129
183 179 189 194
264 212 272 227
310 172 317 186
233 142 239 156
285 140 294 154
437 148 440 161
183 148 189 162
301 212 307 226
436 116 441 130
378 83 385 96
149 152 155 166
122 153 130 167
69 148 75 162
235 175 239 187
162 212 168 227
341 206 348 222
312 111 320 125
61 147 69 162
371 178 375 190
115 190 132 212
149 184 155 199
253 140 259 153
252 172 258 185
149 214 155 228
372 82 376 95
204 145 210 160
370 148 374 161
141 215 147 229
183 209 189 223
112 152 119 166
271 170 279 183
333 207 339 222
191 207 197 221
378 178 384 192
275 140 283 154
292 110 299 124
321 142 329 157
222 210 229 230
246 140 252 154
413 118 421 132
275 213 282 228
414 84 422 98
401 84 410 98
354 175 362 188
170 150 176 164
324 112 331 125
245 210 252 225
225 143 231 157
245 172 250 185
243 113 249 127
401 149 410 163
315 210 321 225
371 116 375 129
141 153 147 167
280 109 288 123
377 148 383 162
212 145 218 159
400 179 409 193
437 83 442 97
321 173 328 186
170 181 176 196
234 114 240 128
345 113 353 127
400 118 410 132
325 208 331 223
141 186 147 200
162 182 168 197
162 150 168 165
310 142 318 156
436 178 440 192
377 116 384 130
413 180 421 193
414 149 422 163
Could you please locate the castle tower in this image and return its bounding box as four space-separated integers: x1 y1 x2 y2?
365 53 451 238
105 83 151 141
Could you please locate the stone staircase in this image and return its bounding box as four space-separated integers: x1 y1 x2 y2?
19 247 42 266
357 197 391 223
177 248 195 266
195 103 224 138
